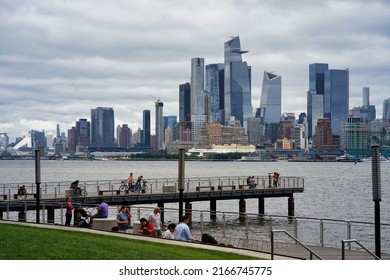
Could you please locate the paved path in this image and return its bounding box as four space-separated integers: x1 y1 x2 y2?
193 234 390 260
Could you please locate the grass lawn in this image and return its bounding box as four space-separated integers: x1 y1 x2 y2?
0 223 261 260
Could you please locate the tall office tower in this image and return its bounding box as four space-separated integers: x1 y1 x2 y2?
307 63 328 139
117 124 132 148
383 98 390 128
56 124 61 140
191 58 205 115
205 63 224 124
67 127 77 152
324 69 349 135
155 101 164 150
143 110 151 147
30 130 46 152
259 71 282 124
224 36 252 127
76 118 90 146
90 107 115 146
190 58 207 140
179 82 191 141
363 87 370 107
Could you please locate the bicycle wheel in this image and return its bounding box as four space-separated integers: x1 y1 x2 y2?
119 185 126 192
80 189 88 197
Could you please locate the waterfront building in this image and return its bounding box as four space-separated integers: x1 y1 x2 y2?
67 127 77 152
324 69 349 135
224 36 252 127
117 124 132 148
143 110 151 148
205 63 224 124
0 133 9 148
164 115 178 145
179 82 192 141
259 71 282 125
191 58 205 116
246 117 263 145
340 119 369 158
383 98 390 129
30 130 46 153
155 100 164 150
76 118 90 147
307 63 328 139
90 107 115 146
313 118 337 148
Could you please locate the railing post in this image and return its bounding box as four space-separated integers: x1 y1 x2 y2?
320 219 324 247
200 211 204 234
271 231 274 260
222 213 226 237
347 222 352 250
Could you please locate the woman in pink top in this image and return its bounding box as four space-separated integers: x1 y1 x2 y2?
65 197 74 226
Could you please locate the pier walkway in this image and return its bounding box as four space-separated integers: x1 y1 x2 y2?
0 175 304 218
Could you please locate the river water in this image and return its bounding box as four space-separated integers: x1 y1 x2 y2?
1 159 389 252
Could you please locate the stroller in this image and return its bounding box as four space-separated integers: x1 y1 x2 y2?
73 207 93 228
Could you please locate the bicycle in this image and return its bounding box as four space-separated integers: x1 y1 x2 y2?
119 180 135 192
133 181 148 193
70 187 88 197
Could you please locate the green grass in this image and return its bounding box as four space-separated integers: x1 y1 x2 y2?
0 223 260 260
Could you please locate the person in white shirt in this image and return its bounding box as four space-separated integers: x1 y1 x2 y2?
174 215 194 242
148 207 162 237
162 223 176 239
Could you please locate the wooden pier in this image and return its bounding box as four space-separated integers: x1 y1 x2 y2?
0 175 304 222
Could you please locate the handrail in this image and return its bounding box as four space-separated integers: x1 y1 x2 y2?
271 229 323 260
341 239 380 260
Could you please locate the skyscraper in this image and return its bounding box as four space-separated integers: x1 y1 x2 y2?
307 64 349 137
383 98 390 128
190 58 205 115
205 63 224 124
259 71 282 124
155 101 164 150
90 107 115 146
224 36 252 126
76 118 90 146
324 69 349 135
179 82 191 141
143 110 151 147
307 63 328 139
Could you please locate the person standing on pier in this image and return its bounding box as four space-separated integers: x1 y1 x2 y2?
148 207 162 237
65 197 74 226
174 215 194 242
127 173 134 190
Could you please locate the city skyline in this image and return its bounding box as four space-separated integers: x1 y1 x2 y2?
1 1 389 141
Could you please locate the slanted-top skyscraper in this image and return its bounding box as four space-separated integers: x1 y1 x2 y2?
259 71 282 124
224 36 252 127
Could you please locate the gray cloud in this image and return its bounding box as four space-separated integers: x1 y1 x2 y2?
1 0 389 141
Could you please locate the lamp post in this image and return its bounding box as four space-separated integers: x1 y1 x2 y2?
35 149 41 224
371 144 381 258
178 149 185 220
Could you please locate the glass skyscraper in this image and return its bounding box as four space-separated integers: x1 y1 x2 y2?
191 57 205 116
224 36 252 126
155 101 164 150
143 110 151 147
383 98 390 128
205 63 224 124
307 63 328 139
324 69 349 136
307 63 349 137
259 71 281 124
90 107 115 146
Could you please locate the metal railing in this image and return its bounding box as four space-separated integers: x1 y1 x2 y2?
0 175 304 199
341 239 380 260
271 229 323 260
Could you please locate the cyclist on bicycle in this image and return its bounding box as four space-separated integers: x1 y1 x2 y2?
128 172 134 191
70 180 81 195
135 175 144 192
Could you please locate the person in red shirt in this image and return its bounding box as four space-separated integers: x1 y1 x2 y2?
139 218 154 236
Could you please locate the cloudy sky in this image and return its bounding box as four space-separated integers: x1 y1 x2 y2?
1 0 389 142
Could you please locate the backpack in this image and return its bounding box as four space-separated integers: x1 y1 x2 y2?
201 233 218 245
